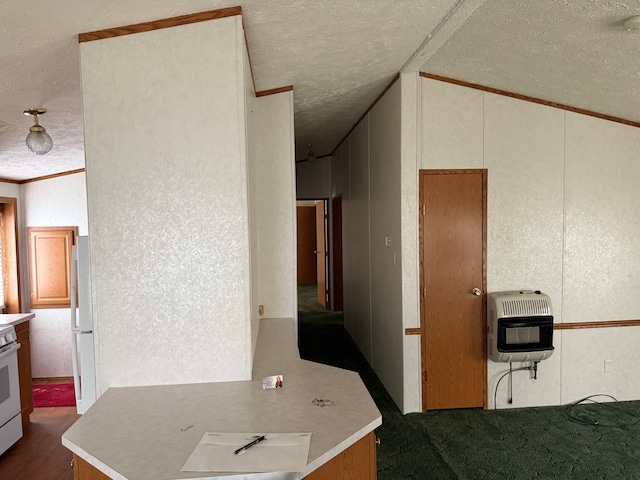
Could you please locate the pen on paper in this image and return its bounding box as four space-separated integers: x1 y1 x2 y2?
234 435 266 455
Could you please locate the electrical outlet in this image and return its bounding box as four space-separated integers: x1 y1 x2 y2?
604 359 613 373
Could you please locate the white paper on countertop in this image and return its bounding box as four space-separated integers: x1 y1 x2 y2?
181 432 312 474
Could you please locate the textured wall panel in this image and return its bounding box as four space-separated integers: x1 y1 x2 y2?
484 93 564 408
80 17 252 392
561 327 640 403
564 113 640 323
484 93 564 313
421 78 484 169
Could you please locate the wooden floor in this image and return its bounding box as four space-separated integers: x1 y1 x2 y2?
0 406 80 480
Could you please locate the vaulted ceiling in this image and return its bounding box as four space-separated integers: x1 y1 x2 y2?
1 0 639 181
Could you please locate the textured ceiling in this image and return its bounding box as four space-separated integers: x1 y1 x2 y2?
1 0 639 181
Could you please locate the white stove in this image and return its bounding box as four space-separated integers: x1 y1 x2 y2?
0 323 22 456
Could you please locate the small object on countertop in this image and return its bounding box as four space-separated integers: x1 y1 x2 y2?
312 398 333 407
262 375 284 390
234 435 266 455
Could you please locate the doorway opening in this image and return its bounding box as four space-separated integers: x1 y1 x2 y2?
296 199 329 309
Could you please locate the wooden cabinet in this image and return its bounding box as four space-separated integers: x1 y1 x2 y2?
27 226 77 309
15 321 33 430
72 432 377 480
304 432 377 480
73 454 111 480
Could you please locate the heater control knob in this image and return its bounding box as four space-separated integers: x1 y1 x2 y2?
470 288 482 296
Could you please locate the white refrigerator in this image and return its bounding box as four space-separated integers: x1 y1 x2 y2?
70 235 97 414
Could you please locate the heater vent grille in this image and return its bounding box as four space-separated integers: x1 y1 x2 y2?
501 298 551 317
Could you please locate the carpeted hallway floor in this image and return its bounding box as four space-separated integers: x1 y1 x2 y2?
296 285 640 480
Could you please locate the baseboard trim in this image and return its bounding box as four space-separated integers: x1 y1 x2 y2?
32 376 74 385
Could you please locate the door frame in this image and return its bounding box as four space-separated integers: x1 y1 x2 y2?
418 169 488 411
331 195 343 311
296 198 330 307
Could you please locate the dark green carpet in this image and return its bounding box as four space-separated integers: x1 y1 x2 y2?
297 285 640 480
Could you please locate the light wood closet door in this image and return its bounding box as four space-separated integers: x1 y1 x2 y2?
420 170 487 411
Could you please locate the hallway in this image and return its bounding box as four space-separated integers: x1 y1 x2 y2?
296 284 457 479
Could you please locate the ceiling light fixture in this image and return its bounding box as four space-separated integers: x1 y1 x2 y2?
306 144 316 164
23 108 53 155
623 15 640 31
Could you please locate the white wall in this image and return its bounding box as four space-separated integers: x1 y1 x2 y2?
245 46 260 355
252 92 297 323
337 79 411 411
419 76 640 409
333 141 352 333
399 73 421 414
369 81 404 408
346 118 372 362
80 15 253 392
483 93 564 407
22 172 88 377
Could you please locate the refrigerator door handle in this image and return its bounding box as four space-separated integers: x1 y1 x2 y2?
70 246 81 407
71 327 82 406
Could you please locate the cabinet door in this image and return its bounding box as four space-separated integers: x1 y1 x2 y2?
28 227 77 308
73 454 111 480
304 432 377 480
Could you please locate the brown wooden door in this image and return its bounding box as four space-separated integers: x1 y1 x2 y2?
297 206 317 285
420 170 487 411
315 201 327 307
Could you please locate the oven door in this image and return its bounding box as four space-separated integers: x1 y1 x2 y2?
0 343 21 428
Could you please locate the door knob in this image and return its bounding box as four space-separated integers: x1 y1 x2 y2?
470 288 482 296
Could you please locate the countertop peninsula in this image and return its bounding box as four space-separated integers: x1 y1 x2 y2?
62 318 382 479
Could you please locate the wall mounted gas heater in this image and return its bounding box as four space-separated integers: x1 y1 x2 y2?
488 290 554 363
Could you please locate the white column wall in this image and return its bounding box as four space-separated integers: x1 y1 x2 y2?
80 16 253 392
419 76 640 409
253 92 297 324
400 73 421 414
22 173 88 377
245 47 260 355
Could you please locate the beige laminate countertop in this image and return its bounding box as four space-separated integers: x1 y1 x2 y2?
62 318 382 480
0 313 35 327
